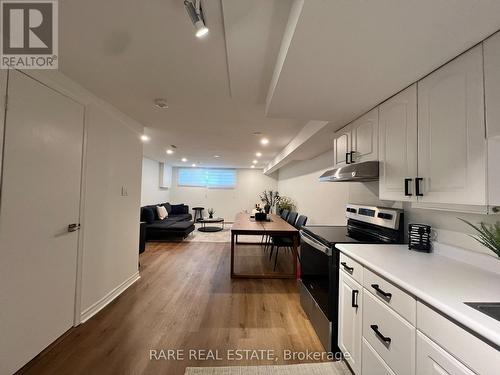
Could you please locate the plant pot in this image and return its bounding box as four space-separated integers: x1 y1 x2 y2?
264 204 271 214
209 214 213 219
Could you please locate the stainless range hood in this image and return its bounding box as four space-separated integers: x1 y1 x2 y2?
319 161 379 182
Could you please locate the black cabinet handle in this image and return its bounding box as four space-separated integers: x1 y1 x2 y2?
370 324 391 344
415 177 424 196
371 284 392 299
350 151 356 163
351 290 359 308
341 262 354 273
345 153 351 164
404 178 413 196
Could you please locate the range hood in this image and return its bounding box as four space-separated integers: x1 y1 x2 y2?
319 161 379 182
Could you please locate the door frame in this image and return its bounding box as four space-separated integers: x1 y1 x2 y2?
0 69 88 327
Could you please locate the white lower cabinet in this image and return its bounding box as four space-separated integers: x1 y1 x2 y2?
362 291 415 375
416 332 477 375
339 271 363 374
362 338 396 375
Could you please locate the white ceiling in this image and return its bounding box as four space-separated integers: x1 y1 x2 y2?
59 0 303 168
266 0 500 129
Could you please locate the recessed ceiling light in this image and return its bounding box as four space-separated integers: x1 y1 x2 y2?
256 152 262 157
260 138 269 145
252 160 258 164
154 98 168 109
140 134 150 142
166 149 174 155
191 163 197 167
251 165 255 169
181 158 188 162
214 155 221 158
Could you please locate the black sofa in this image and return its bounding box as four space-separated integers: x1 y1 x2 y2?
140 203 195 241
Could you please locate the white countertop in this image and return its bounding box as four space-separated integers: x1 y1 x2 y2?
335 243 500 348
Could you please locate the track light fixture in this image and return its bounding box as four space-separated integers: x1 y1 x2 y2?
184 0 209 38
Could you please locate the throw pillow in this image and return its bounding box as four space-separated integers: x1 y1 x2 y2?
170 204 185 215
156 205 168 220
142 207 155 224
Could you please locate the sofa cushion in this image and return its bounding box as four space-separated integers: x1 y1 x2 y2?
171 204 186 215
147 219 177 230
162 202 172 214
141 207 155 224
156 205 168 220
170 213 192 221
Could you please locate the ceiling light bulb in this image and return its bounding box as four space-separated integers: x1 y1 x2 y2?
182 158 187 162
195 21 209 38
251 165 255 169
140 135 150 142
191 163 197 167
260 138 269 145
214 155 220 158
256 152 262 157
166 149 174 155
252 160 258 164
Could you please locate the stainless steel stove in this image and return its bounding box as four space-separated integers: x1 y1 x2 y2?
298 204 404 353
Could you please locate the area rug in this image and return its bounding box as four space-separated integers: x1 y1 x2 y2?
185 362 350 375
184 223 261 243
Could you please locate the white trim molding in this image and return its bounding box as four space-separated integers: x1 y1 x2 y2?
79 272 140 324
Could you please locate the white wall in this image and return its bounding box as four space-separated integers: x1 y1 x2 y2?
278 150 350 225
170 168 278 220
141 157 170 206
80 104 142 318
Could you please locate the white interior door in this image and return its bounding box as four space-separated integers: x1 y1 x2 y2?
417 45 487 205
379 84 418 201
0 71 84 374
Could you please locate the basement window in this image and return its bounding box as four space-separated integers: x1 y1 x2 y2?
177 168 236 189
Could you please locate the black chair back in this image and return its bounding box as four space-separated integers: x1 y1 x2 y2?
295 215 308 229
286 211 298 226
280 209 289 220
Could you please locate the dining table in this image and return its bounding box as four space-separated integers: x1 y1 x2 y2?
230 212 299 279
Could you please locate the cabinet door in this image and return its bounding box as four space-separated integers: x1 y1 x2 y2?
416 332 477 375
484 31 500 139
338 272 362 374
417 45 487 205
333 128 351 168
379 84 418 201
362 338 397 375
351 108 379 163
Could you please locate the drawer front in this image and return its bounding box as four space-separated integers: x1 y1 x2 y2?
363 268 416 324
416 331 477 375
299 280 331 352
417 302 500 375
362 338 397 375
340 253 363 284
363 291 416 375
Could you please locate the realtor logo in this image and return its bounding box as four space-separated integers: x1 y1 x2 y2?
1 0 58 69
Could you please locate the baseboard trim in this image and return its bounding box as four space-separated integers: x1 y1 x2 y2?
80 271 140 323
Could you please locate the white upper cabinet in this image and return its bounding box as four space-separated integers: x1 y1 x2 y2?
333 127 351 168
333 108 378 169
351 108 379 163
484 31 500 139
417 45 487 205
379 84 418 201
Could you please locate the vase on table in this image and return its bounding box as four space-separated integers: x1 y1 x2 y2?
264 204 270 214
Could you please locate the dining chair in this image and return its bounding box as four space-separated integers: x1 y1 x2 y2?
270 214 308 270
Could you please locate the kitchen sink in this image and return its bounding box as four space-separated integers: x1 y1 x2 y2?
464 302 500 322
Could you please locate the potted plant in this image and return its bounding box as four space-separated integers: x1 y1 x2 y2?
207 208 215 219
259 190 280 214
276 196 296 214
459 218 500 258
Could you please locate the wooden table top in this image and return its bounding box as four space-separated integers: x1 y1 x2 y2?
231 213 298 234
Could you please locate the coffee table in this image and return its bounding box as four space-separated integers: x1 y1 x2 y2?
198 217 224 232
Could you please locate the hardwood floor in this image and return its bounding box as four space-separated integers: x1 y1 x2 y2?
20 241 325 375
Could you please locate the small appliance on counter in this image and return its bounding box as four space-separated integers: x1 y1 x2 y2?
298 204 404 353
408 223 432 252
